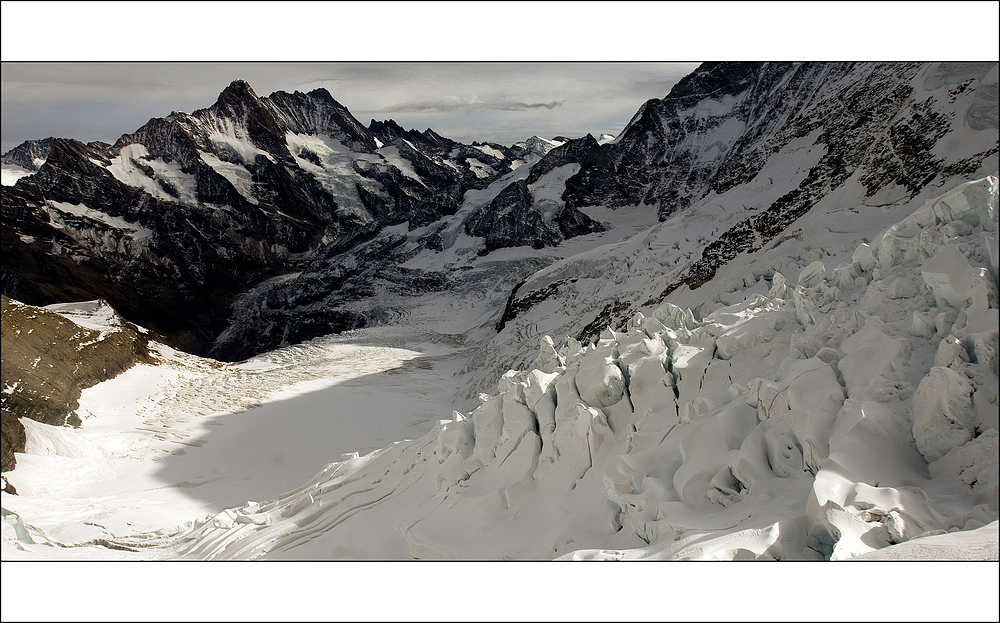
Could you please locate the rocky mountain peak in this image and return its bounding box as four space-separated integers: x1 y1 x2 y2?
206 79 284 146
216 79 260 106
265 87 377 153
660 61 766 104
3 77 566 359
421 128 450 146
518 135 564 158
369 118 408 143
524 132 602 185
369 119 457 156
305 86 338 103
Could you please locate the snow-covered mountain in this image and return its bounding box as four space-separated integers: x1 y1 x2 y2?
8 63 994 369
2 62 998 565
0 137 52 187
0 80 602 360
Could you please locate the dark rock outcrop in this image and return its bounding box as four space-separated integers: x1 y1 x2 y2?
465 178 603 253
1 409 25 474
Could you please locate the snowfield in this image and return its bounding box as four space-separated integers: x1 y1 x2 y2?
1 164 33 186
3 325 472 557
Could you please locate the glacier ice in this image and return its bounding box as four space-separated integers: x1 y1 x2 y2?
912 366 977 462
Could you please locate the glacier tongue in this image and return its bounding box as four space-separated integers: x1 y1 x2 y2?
80 174 994 561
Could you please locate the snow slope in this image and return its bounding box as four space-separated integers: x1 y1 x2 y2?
2 324 473 558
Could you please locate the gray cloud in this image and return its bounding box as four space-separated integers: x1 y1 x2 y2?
496 100 565 112
378 95 564 114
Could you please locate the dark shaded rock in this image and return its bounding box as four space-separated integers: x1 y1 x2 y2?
525 134 601 185
496 278 576 332
1 409 26 474
369 119 458 157
464 179 603 254
576 299 632 347
418 230 445 252
0 270 18 299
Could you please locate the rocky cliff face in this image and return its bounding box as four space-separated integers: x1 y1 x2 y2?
537 62 997 220
464 178 603 253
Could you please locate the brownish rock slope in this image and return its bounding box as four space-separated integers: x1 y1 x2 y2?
1 296 154 476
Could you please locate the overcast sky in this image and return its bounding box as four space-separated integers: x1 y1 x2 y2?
2 2 998 153
0 61 699 152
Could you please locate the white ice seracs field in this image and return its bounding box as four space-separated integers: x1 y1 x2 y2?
164 182 998 563
5 176 996 567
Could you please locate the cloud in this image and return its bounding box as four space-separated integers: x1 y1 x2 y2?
496 100 565 112
377 95 564 114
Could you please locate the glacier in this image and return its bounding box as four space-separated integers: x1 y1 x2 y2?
4 175 997 565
